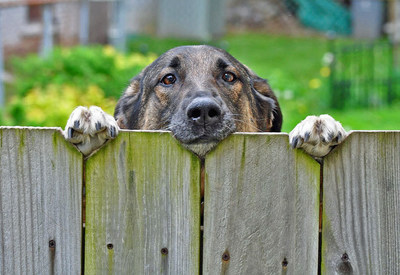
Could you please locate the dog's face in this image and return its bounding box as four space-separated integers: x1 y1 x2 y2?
114 45 282 157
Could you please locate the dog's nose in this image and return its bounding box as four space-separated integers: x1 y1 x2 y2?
186 97 222 125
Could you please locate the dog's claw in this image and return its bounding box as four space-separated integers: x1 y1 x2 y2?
304 131 310 142
68 128 74 139
291 136 299 149
336 131 343 143
110 126 116 138
328 132 335 142
95 122 102 131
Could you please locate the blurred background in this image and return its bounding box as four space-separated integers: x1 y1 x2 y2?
0 0 399 132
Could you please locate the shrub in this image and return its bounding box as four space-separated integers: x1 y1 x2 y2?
7 85 117 127
6 46 156 126
13 47 102 96
0 109 4 125
12 45 156 99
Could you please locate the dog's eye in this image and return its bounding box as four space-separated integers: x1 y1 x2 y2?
161 74 176 86
222 72 236 83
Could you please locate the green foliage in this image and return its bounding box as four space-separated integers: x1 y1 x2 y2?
6 45 156 127
7 85 117 127
12 46 156 99
4 34 398 130
329 103 400 130
0 109 4 125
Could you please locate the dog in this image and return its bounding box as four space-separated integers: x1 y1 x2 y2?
64 45 346 158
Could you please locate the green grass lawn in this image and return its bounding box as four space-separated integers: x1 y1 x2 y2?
130 33 327 81
128 33 399 132
329 105 400 131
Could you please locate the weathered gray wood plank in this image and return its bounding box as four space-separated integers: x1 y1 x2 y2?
322 131 400 274
0 127 82 274
203 133 320 274
85 130 201 274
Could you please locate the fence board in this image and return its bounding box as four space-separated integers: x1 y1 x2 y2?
322 131 400 274
2 128 398 273
85 130 201 274
0 127 82 274
203 133 320 274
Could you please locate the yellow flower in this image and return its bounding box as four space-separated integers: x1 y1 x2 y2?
115 52 157 70
309 78 322 89
103 45 117 57
320 67 331 77
19 84 116 127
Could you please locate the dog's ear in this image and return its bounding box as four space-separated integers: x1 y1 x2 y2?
114 72 144 129
246 67 282 132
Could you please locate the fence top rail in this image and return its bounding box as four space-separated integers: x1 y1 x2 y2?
1 126 399 136
0 126 400 135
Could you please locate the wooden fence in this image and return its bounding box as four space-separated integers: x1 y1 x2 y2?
0 127 399 274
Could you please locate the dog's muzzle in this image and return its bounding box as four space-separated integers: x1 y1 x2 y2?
169 94 235 157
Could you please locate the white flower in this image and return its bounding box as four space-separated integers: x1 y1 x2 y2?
322 52 334 65
283 90 294 100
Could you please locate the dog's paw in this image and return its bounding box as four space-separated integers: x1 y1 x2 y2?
289 114 347 158
64 106 119 156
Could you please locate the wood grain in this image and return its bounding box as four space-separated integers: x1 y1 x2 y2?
322 131 400 274
203 133 320 274
0 127 82 274
85 130 201 274
3 128 397 273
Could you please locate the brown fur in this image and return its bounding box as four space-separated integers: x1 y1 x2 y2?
114 45 282 157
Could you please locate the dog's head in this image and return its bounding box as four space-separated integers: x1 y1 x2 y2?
114 45 282 157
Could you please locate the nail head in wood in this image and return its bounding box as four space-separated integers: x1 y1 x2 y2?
222 251 230 262
161 247 169 255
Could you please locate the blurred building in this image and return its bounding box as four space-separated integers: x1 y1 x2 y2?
0 0 110 55
125 0 391 39
126 0 225 40
0 0 398 55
